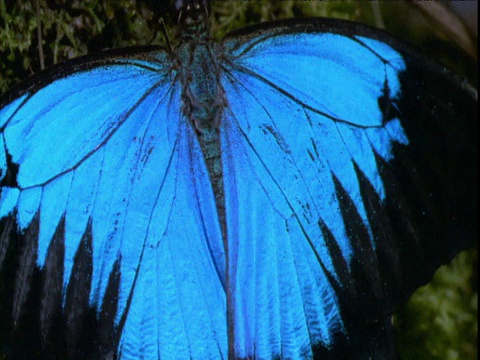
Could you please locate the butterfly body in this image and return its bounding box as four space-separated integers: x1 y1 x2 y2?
0 2 477 359
174 5 227 242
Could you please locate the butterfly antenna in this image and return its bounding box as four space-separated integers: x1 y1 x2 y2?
371 1 385 29
36 0 45 69
160 18 173 53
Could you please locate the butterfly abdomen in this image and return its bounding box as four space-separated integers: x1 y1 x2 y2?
198 128 226 239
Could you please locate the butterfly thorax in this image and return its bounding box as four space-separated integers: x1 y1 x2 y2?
175 0 221 128
176 42 223 130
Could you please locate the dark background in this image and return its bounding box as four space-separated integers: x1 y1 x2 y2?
0 1 477 359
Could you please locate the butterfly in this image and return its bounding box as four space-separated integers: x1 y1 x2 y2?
0 0 477 359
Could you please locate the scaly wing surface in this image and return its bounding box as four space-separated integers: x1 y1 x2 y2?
219 19 476 359
0 48 227 359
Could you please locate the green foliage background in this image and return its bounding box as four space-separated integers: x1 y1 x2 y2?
0 1 477 359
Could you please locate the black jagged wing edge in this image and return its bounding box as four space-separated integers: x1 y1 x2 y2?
0 213 123 360
317 46 477 359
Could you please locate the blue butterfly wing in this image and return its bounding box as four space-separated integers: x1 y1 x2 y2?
0 49 227 359
0 18 476 360
219 19 476 358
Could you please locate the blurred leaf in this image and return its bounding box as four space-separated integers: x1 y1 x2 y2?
395 248 478 360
